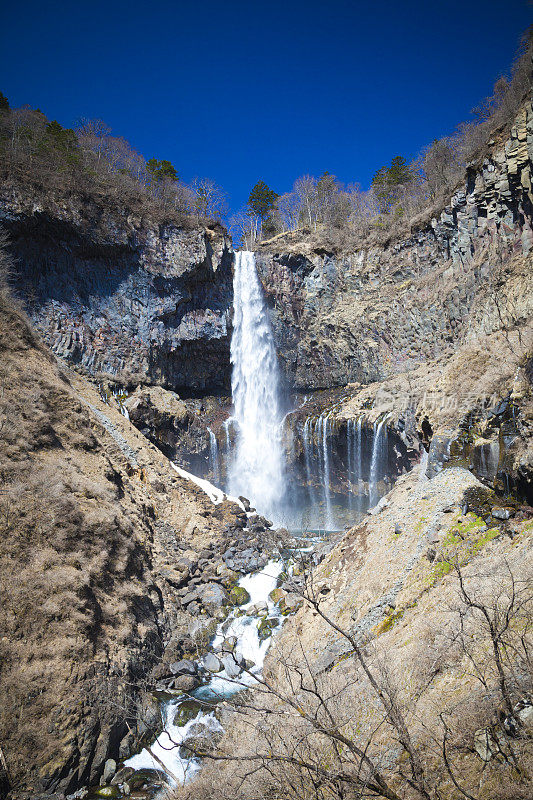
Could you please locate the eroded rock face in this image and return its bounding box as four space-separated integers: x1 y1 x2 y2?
0 187 234 393
124 384 210 461
255 102 533 391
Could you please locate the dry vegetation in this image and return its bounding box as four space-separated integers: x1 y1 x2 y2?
171 515 532 800
0 235 161 793
236 27 532 252
0 98 227 228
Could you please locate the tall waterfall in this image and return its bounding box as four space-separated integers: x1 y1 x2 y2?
229 251 284 519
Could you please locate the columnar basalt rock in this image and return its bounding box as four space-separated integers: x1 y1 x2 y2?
0 187 234 393
255 102 533 391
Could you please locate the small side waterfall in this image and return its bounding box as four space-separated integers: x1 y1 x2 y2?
229 251 285 519
369 417 388 508
303 417 319 509
356 418 362 511
207 428 220 485
301 412 336 530
347 418 363 512
319 413 334 529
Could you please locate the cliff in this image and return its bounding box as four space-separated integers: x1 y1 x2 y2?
255 101 533 391
0 184 233 394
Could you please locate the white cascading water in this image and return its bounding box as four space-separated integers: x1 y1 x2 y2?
347 418 363 512
303 417 318 510
369 417 388 507
207 428 220 485
229 251 285 520
125 560 283 785
320 412 334 529
301 413 336 530
355 418 362 511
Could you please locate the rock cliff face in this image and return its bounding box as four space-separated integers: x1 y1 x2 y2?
255 102 533 391
0 186 233 393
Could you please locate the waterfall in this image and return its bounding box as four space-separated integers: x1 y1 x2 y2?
356 417 362 511
303 417 318 510
321 412 334 529
207 428 220 485
347 420 353 511
369 417 387 508
347 417 363 512
301 412 337 530
229 251 284 519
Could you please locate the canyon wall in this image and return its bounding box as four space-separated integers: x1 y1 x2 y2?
255 102 533 391
0 186 234 394
2 102 531 406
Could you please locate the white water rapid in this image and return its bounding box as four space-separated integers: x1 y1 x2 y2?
229 251 285 520
124 560 284 787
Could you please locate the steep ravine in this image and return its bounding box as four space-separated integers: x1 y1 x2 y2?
0 287 286 797
0 99 532 800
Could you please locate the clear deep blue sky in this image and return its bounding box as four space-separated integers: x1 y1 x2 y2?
1 0 531 215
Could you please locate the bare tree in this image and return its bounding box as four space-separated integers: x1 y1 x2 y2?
190 177 228 220
165 553 532 800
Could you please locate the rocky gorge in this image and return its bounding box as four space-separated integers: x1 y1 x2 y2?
0 64 532 800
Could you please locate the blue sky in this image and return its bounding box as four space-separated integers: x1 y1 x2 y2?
1 0 531 215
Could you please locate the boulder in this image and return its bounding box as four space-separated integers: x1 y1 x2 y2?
517 700 533 732
173 699 205 727
127 769 168 790
229 584 251 606
197 582 229 615
169 659 197 677
181 721 223 755
221 655 241 679
238 495 252 511
173 674 201 692
101 758 116 785
257 618 273 641
110 766 135 786
221 635 237 652
94 788 120 799
249 601 268 616
204 653 223 673
492 507 513 520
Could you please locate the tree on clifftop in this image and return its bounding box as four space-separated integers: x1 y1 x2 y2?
248 181 278 222
248 180 279 239
146 158 179 182
372 155 413 212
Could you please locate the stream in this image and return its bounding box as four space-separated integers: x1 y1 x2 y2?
123 559 287 791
